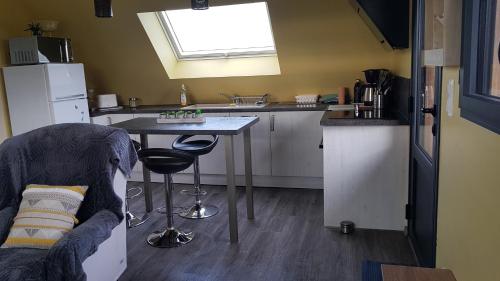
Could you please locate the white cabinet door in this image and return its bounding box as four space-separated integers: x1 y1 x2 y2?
198 113 229 175
45 64 87 101
271 111 324 178
291 111 324 178
107 114 133 124
50 98 90 124
270 112 295 177
91 115 111 126
229 112 271 176
132 113 192 173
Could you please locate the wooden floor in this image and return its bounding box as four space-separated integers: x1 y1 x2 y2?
119 182 416 281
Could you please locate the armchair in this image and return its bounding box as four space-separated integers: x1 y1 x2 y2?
0 123 137 281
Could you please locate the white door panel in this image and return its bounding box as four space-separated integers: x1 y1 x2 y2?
270 112 295 176
2 65 52 135
109 114 135 124
271 111 324 178
230 112 271 176
133 113 191 173
50 99 90 124
292 111 324 177
91 115 111 126
198 113 229 175
45 64 87 101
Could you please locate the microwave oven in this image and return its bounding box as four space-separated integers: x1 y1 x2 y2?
9 36 73 65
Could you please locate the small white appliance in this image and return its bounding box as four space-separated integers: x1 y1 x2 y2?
2 63 90 136
97 94 118 109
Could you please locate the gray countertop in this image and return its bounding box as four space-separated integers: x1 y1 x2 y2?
320 110 409 126
110 116 259 135
90 103 328 117
94 103 408 127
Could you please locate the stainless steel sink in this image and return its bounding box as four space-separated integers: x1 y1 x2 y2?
181 103 268 110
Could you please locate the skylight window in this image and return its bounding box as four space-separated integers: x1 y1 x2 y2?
158 2 276 60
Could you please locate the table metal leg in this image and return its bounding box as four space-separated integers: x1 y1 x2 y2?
224 135 238 243
140 134 153 212
243 128 255 220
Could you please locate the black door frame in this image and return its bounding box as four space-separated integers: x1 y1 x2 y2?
407 0 442 268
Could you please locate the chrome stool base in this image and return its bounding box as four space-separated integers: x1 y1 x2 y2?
126 186 149 228
179 204 219 219
147 228 194 248
126 212 150 228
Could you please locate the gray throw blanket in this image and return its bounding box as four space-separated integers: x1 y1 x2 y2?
0 123 137 281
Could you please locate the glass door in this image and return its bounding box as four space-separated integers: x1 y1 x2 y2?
408 0 442 268
418 67 437 159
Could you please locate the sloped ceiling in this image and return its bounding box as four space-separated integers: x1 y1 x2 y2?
17 0 410 105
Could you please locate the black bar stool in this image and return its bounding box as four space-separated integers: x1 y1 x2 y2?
126 140 150 228
173 135 219 219
137 148 195 248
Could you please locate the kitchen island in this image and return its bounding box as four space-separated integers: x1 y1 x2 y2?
321 109 410 231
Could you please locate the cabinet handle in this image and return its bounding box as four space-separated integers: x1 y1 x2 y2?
270 115 275 132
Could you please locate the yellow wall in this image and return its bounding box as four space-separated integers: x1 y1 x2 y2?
436 67 500 281
19 0 411 106
0 2 32 141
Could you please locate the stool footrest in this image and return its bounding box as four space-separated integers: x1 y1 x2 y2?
180 189 208 196
126 211 150 228
126 187 143 200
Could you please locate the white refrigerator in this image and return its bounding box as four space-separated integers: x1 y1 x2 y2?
2 63 90 136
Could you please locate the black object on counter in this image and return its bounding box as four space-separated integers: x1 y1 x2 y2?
363 69 389 85
354 79 365 104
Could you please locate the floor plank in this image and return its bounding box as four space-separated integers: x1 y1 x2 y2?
119 182 415 281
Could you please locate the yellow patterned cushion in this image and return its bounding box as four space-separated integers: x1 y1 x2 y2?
1 184 88 249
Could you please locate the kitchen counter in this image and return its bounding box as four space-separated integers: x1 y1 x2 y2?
320 110 409 126
90 103 328 117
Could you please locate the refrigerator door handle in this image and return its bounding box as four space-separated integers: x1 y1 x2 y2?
55 94 86 100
